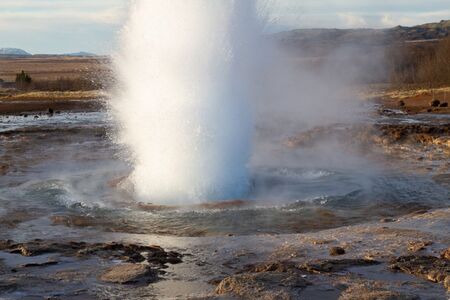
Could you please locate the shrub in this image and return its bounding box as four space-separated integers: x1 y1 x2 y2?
15 70 32 90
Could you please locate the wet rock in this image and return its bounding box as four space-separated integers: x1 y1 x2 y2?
430 99 440 107
0 210 35 228
0 164 9 175
0 239 182 266
146 248 183 266
440 102 448 107
241 261 297 274
440 247 450 260
407 241 432 253
99 263 156 284
300 259 380 274
329 247 346 256
6 240 60 256
390 255 450 290
215 272 311 300
19 260 59 268
50 269 92 283
445 276 450 291
339 283 419 300
380 218 396 223
0 281 18 293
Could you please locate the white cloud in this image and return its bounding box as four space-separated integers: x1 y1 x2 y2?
338 13 368 28
0 0 127 31
0 0 449 53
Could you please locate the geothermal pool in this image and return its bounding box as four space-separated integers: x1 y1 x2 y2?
0 111 448 238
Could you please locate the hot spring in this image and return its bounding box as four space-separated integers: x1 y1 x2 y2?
111 1 265 205
0 0 448 239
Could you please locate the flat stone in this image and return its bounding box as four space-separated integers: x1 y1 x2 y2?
100 263 156 284
216 272 311 299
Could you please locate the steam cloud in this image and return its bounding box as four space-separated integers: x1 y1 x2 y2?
111 0 374 205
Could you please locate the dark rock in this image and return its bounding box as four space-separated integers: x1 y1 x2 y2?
0 164 10 176
19 260 58 268
48 108 54 115
0 210 36 228
0 239 182 267
241 261 297 274
430 99 440 107
0 281 17 293
390 255 450 291
330 246 346 256
398 100 405 107
300 259 380 274
440 102 448 107
380 218 396 223
208 277 226 285
99 263 156 284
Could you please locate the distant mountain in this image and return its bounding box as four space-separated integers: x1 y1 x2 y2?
0 48 32 56
64 52 97 57
275 20 450 55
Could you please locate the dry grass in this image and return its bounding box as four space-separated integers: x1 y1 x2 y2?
363 86 450 100
0 90 106 101
0 56 111 81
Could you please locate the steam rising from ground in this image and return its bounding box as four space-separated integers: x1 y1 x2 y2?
112 1 374 205
112 1 263 204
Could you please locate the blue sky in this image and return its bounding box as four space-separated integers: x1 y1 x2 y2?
0 0 449 54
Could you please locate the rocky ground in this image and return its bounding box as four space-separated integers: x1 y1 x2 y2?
0 91 449 299
0 208 448 299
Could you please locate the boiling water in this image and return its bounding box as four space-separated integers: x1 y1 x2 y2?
0 112 449 237
112 1 265 204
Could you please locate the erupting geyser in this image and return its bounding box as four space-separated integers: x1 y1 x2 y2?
112 1 264 204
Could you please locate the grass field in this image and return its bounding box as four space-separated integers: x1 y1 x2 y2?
0 56 110 81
